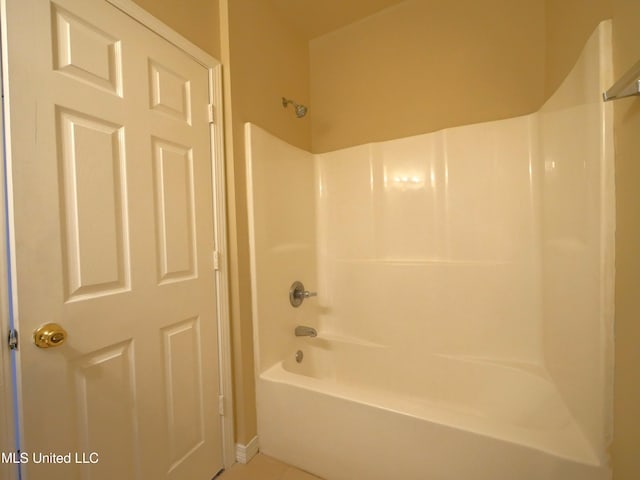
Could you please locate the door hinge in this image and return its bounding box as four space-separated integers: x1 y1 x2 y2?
218 395 225 416
8 328 18 350
213 250 220 271
207 104 215 124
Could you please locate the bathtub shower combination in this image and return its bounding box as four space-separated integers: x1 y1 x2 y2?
246 21 614 480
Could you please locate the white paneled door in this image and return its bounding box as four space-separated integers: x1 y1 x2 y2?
2 0 225 479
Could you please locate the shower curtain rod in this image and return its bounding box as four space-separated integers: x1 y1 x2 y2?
603 58 640 101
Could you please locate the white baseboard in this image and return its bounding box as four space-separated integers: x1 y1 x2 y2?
235 435 259 464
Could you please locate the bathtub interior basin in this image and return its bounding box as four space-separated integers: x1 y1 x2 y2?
267 335 599 467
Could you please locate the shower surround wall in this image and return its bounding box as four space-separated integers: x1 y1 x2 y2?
246 21 613 480
316 115 542 364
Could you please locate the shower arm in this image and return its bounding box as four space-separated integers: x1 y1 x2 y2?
282 97 308 118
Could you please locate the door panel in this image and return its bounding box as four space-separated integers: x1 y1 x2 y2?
162 318 205 469
74 340 138 479
56 107 130 299
52 3 123 96
3 0 223 479
152 137 197 283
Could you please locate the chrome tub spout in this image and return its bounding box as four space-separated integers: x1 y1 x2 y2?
295 326 317 337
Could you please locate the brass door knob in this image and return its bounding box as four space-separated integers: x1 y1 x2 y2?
33 323 67 348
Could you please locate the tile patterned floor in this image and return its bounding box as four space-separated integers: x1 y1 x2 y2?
217 454 323 480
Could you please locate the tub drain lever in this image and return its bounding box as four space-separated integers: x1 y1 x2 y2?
289 281 317 307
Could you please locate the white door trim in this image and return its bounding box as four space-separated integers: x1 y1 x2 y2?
207 65 237 469
0 0 235 471
0 40 18 480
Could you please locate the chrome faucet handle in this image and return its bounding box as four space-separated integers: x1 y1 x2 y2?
289 281 317 307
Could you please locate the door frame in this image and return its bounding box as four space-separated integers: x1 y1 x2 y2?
0 0 235 473
0 32 17 478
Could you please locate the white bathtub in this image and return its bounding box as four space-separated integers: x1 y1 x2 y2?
256 336 609 480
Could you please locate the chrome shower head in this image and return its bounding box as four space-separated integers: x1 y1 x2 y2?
282 97 308 118
294 104 308 118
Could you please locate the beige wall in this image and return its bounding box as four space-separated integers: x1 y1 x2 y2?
309 0 545 153
611 1 640 477
544 0 612 98
132 0 221 58
221 0 311 445
226 1 311 152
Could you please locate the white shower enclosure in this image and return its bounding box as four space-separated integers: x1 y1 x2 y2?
246 20 614 480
